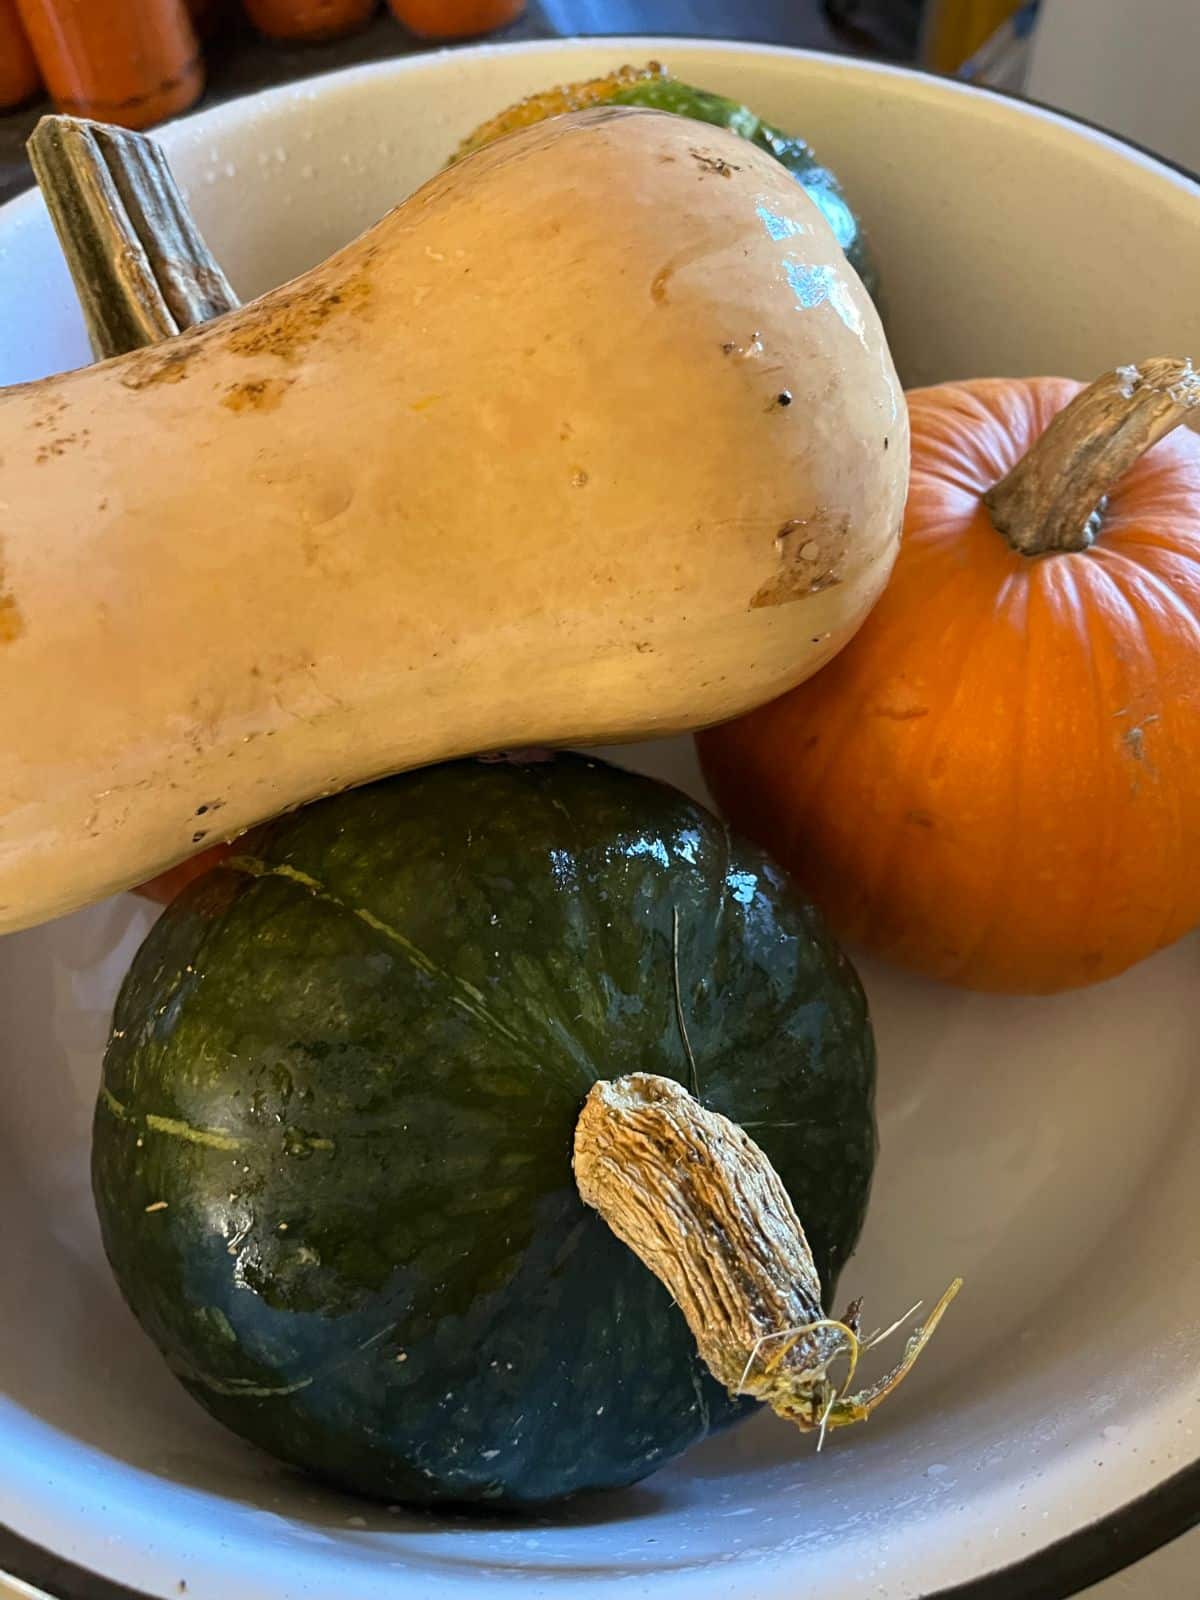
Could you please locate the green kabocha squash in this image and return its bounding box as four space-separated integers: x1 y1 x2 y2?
453 62 880 302
93 755 953 1507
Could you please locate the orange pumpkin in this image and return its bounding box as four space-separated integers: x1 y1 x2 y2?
137 846 234 905
698 358 1200 994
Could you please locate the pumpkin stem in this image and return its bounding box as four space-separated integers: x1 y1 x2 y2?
984 357 1200 556
573 1072 959 1438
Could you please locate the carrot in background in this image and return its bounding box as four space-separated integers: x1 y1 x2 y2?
240 0 376 40
386 0 524 39
0 0 40 108
184 0 227 36
16 0 203 129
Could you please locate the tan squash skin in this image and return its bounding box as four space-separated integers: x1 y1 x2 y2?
0 107 906 933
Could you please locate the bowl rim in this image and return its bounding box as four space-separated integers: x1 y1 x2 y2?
0 32 1196 1600
1 1457 1196 1600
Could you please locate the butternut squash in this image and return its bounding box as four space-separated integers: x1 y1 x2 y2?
0 107 906 933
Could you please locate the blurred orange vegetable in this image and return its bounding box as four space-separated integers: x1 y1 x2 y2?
0 0 40 108
241 0 376 41
386 0 524 39
16 0 202 129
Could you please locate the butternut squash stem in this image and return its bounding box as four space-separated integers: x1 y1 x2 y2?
27 113 238 360
573 1072 960 1438
984 357 1200 556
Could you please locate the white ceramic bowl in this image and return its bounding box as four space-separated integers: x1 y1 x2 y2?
1 38 1198 1600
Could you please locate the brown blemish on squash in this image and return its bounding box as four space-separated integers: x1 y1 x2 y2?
221 377 292 413
1123 715 1159 765
30 396 68 428
689 148 738 178
749 574 792 609
0 546 21 643
225 272 372 364
752 513 848 608
116 265 374 391
35 428 89 464
121 344 195 391
0 592 22 644
1122 716 1160 791
650 240 711 306
874 701 929 722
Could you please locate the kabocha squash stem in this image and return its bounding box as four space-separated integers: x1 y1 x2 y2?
985 357 1200 555
574 1073 959 1435
28 114 237 359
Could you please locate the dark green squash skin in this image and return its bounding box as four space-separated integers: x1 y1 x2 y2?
93 755 876 1508
609 77 881 303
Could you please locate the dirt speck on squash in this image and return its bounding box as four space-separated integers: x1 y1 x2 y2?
222 377 293 413
689 147 738 178
1123 715 1159 766
34 427 89 463
30 394 68 428
1122 715 1160 789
